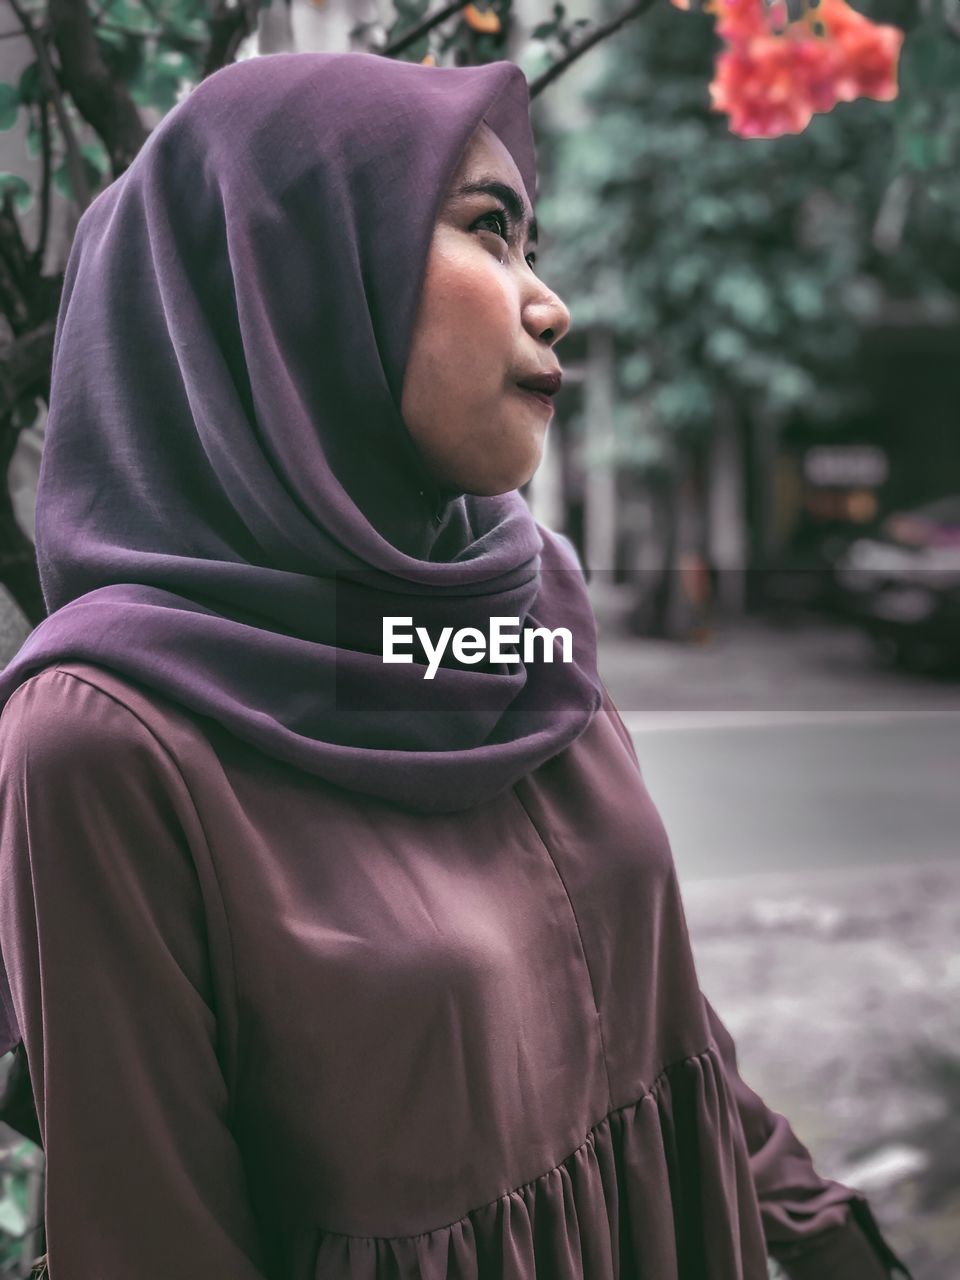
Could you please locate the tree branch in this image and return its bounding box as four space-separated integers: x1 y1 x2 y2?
0 319 56 418
35 95 52 271
47 0 149 180
8 0 93 209
201 0 263 79
0 24 49 40
0 192 32 333
529 0 658 98
96 18 207 48
380 0 464 57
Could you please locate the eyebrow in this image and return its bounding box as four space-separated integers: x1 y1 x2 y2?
449 176 539 245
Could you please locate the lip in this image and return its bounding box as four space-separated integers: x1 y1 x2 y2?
516 370 563 397
514 385 556 413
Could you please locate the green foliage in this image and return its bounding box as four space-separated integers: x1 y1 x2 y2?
0 1132 43 1272
385 0 435 62
53 140 111 202
99 0 210 114
531 2 593 51
0 174 32 213
16 63 42 110
0 85 20 133
3 0 211 207
129 49 197 112
891 6 960 214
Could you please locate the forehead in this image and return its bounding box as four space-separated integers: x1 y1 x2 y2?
446 121 525 193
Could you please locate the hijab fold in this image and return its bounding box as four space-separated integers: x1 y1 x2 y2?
0 51 604 1056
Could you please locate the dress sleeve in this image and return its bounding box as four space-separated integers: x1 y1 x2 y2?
0 668 271 1279
703 995 913 1279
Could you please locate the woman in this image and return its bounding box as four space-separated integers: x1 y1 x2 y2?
0 50 909 1280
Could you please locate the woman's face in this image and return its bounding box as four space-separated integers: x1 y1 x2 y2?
400 122 571 497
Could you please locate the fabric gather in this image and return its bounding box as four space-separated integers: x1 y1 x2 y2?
272 1045 766 1280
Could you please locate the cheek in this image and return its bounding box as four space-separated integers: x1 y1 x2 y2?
425 255 514 361
401 245 517 445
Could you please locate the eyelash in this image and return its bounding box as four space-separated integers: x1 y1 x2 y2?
474 208 538 270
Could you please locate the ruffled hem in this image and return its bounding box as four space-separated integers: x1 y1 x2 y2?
275 1044 771 1279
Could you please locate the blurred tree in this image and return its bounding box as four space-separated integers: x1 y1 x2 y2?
539 0 960 435
0 0 261 624
530 0 960 626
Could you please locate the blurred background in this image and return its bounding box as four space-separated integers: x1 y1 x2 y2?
528 8 960 1276
0 0 957 1275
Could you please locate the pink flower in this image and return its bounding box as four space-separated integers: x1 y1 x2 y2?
687 0 905 138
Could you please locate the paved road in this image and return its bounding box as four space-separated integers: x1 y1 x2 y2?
621 709 959 883
594 599 959 883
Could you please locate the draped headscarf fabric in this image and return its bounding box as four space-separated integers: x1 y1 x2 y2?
0 48 602 839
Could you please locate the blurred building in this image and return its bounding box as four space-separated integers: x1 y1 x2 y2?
767 313 960 613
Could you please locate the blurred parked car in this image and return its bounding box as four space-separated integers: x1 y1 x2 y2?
832 496 960 672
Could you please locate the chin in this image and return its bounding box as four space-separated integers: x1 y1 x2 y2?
469 468 538 498
448 442 543 498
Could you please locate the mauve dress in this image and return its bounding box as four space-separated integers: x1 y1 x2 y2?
0 661 909 1280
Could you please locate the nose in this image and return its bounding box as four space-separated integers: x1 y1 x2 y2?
524 279 571 347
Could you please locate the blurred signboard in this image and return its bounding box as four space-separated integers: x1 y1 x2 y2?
803 445 890 489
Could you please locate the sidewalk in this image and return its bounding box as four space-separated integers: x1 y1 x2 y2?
683 858 960 1280
588 580 960 717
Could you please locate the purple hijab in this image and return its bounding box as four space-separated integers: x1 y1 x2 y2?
0 53 601 808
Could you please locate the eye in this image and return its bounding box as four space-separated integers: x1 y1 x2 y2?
473 207 538 271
